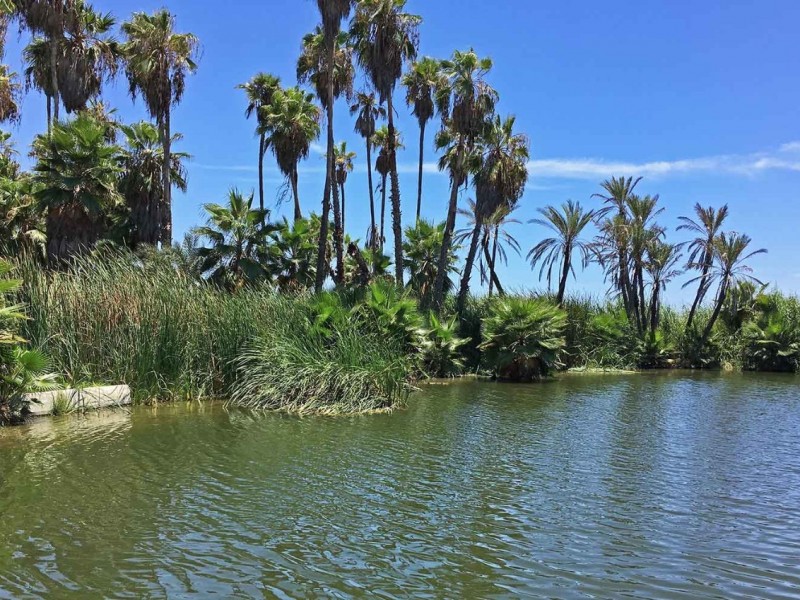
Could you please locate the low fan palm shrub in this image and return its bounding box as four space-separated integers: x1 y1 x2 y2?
479 297 566 381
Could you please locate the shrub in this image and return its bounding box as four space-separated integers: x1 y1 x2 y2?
479 297 566 381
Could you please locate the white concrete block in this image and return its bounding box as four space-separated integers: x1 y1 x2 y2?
24 385 132 416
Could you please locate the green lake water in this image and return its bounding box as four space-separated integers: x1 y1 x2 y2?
1 372 799 598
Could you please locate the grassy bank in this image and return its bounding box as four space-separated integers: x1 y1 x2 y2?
12 251 799 419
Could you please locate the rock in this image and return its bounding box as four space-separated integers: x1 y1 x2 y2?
24 385 132 417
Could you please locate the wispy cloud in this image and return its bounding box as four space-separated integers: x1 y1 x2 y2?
195 142 800 181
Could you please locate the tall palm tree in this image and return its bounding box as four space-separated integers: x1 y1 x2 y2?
371 125 403 252
677 203 729 328
57 3 119 113
193 188 271 289
698 233 767 343
349 90 385 246
118 121 188 247
528 200 595 305
121 9 198 246
14 0 79 125
457 114 528 312
22 37 55 126
431 49 497 311
31 113 122 262
644 240 683 332
482 202 521 297
351 0 421 286
298 26 354 287
262 86 321 222
309 0 353 292
333 141 355 234
238 72 281 218
402 56 445 221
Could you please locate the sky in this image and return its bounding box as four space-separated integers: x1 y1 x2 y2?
4 0 800 304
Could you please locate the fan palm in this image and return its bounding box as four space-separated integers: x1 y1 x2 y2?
262 86 321 223
333 141 355 234
31 113 122 262
528 200 595 305
431 49 497 311
0 64 20 123
298 27 354 285
237 72 281 218
121 9 198 246
677 203 729 328
118 121 188 247
192 188 271 289
351 0 421 286
403 219 458 308
371 125 403 253
349 90 385 246
402 56 445 220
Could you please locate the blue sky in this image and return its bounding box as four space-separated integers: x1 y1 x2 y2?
5 0 799 303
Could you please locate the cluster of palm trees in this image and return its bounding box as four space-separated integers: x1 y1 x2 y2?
0 1 197 259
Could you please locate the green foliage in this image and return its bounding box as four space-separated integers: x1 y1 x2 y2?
420 311 468 378
479 297 566 381
740 293 800 372
404 219 457 307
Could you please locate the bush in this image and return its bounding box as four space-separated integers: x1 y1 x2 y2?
479 297 566 381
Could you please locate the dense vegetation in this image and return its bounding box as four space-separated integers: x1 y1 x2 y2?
0 1 794 422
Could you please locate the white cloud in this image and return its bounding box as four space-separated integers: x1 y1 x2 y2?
196 142 800 181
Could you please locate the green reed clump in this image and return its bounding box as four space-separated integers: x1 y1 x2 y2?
18 250 285 403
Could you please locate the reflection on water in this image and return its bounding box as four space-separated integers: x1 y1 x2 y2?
1 372 799 598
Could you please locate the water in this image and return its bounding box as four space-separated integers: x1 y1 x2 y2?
1 372 799 599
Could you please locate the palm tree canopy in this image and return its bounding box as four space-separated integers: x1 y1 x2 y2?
238 72 281 122
677 202 729 267
351 0 421 101
121 9 198 122
333 140 356 185
474 114 529 219
297 27 354 110
527 200 595 287
372 124 403 176
262 86 321 178
349 90 385 141
437 49 497 140
402 56 445 128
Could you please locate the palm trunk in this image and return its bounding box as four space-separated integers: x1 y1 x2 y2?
340 182 346 235
332 169 344 285
484 238 504 297
432 174 460 311
702 282 727 344
161 110 173 247
456 219 482 314
387 94 403 286
50 37 59 123
379 174 387 251
46 95 52 133
416 120 425 222
686 260 711 329
556 247 571 305
314 43 336 293
258 134 266 223
291 168 302 221
649 285 660 333
489 226 500 297
366 141 376 249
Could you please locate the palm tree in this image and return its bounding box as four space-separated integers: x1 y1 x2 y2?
118 121 188 247
31 113 122 262
402 57 444 221
351 0 421 286
298 27 353 287
699 233 767 343
121 9 198 246
403 219 458 307
644 240 683 332
349 90 385 246
238 73 281 218
371 125 403 253
333 141 355 234
193 188 271 289
677 203 729 328
262 86 321 222
22 37 55 126
528 200 595 305
431 49 497 311
0 64 20 123
309 0 353 292
457 114 528 312
14 0 79 125
57 3 119 113
483 203 521 297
